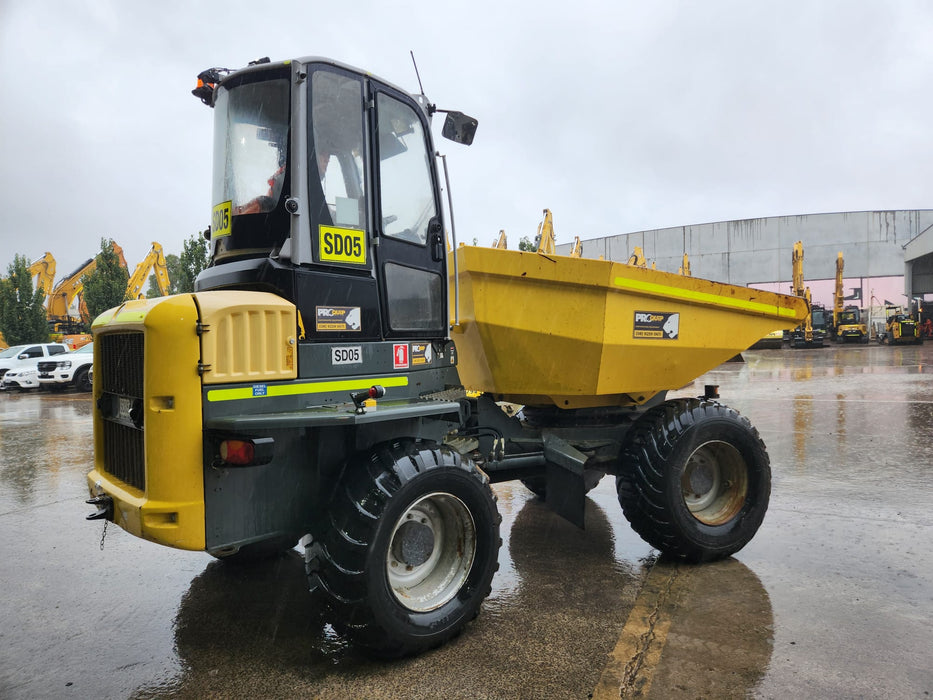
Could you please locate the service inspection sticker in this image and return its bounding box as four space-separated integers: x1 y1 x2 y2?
411 343 433 366
331 346 362 365
211 200 232 238
316 306 362 332
319 225 367 265
633 311 680 339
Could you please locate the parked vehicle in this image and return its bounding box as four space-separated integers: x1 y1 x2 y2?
0 363 40 391
37 342 94 392
0 343 69 382
86 55 808 657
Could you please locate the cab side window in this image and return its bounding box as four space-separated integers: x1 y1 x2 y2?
376 93 436 245
310 71 366 229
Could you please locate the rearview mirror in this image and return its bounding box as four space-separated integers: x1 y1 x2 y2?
442 112 478 146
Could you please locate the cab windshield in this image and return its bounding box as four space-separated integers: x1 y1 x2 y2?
211 73 291 260
839 311 859 324
213 78 289 214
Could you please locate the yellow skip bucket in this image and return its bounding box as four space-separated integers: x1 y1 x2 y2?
450 246 807 408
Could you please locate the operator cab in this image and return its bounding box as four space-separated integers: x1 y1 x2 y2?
194 57 476 343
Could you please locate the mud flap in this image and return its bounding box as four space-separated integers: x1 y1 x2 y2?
542 433 587 529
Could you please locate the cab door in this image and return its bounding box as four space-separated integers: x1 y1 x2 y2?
370 87 447 342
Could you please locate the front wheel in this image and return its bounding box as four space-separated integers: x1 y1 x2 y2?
74 366 92 393
306 440 501 657
616 399 771 563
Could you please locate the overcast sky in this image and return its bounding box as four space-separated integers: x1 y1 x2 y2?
3 0 933 282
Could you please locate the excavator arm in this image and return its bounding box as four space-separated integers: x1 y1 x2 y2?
534 209 556 254
28 252 56 298
833 252 844 329
791 241 813 342
126 242 171 299
48 242 127 323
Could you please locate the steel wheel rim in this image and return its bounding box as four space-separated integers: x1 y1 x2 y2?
386 492 476 612
681 441 748 525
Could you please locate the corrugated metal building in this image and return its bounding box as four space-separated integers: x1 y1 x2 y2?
556 210 933 306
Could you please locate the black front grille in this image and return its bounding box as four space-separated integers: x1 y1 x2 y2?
100 333 144 397
99 332 146 491
103 421 145 489
37 360 57 373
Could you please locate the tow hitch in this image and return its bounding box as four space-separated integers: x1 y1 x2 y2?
86 494 114 521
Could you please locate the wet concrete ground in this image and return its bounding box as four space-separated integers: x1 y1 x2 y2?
0 343 931 698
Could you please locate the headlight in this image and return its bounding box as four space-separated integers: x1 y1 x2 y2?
57 361 72 369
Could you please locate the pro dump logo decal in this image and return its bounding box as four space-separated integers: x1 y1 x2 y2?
316 306 362 332
633 311 680 340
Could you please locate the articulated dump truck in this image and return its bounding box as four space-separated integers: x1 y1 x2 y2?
86 56 808 657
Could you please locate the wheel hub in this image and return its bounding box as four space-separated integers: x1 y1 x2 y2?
386 492 476 612
392 519 435 568
681 441 748 526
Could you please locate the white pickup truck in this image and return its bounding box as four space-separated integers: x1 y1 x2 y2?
37 342 94 392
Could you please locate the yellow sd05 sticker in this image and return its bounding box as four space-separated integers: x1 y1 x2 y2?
319 225 367 265
211 201 232 238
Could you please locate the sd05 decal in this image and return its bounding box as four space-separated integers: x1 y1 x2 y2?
633 311 680 339
212 201 232 239
319 225 366 265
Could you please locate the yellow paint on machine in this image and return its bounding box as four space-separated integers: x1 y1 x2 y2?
449 246 808 408
196 291 298 385
88 294 207 550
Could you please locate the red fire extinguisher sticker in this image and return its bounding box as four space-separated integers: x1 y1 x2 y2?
393 343 409 369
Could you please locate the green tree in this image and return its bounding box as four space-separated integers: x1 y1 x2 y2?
174 232 210 293
0 254 50 345
518 236 536 251
82 238 129 321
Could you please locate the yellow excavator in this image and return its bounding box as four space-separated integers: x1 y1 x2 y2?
126 242 171 299
47 242 127 335
678 253 691 276
28 252 57 298
533 208 556 254
568 236 583 258
832 252 868 343
0 252 59 349
790 241 824 348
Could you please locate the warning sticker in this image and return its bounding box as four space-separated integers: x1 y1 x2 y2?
315 306 362 332
411 343 434 366
633 311 680 340
393 343 409 369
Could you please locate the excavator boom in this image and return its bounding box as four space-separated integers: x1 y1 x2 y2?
28 252 56 298
126 242 171 299
534 209 556 254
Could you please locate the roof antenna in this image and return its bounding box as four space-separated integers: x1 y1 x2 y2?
410 50 426 95
410 51 436 115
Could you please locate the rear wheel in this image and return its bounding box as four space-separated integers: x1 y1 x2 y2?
616 399 770 562
306 440 501 657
